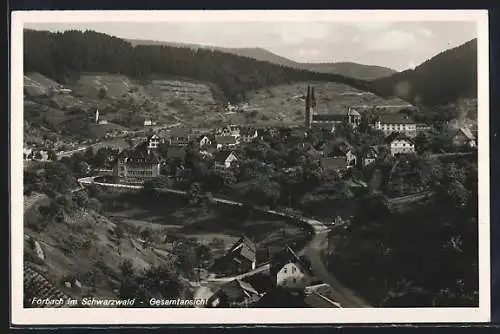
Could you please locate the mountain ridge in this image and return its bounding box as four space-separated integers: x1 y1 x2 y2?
370 38 477 106
126 38 397 81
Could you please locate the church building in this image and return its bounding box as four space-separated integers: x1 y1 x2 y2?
304 85 361 131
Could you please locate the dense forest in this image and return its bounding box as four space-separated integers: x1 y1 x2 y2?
370 39 477 106
24 29 377 103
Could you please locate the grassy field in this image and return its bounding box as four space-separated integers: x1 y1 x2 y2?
100 191 308 260
243 81 412 127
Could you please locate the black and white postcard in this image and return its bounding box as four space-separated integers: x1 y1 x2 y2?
10 9 491 325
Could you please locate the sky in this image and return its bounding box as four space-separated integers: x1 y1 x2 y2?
24 21 477 71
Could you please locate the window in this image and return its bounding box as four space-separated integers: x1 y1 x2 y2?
283 268 287 274
292 266 296 273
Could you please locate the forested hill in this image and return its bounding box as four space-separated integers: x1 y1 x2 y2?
370 39 477 106
128 39 396 81
23 29 377 103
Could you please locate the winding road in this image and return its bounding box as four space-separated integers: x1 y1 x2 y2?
78 176 371 307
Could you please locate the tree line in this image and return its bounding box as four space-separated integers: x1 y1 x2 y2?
24 29 377 103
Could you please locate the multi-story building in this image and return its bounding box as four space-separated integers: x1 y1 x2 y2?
146 134 162 150
168 128 191 147
113 148 161 184
373 113 417 137
385 132 415 156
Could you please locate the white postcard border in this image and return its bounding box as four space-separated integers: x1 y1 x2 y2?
10 9 491 325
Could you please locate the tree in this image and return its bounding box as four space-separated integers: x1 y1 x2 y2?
47 150 57 161
187 182 202 206
98 87 107 100
44 162 75 194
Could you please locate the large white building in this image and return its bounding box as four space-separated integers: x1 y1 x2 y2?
373 113 417 137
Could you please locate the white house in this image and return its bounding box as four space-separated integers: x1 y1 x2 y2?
276 262 310 289
271 246 312 290
144 119 153 126
198 135 212 148
386 133 415 156
214 151 238 170
147 134 162 150
217 125 240 138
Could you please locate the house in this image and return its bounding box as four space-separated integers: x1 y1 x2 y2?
214 151 238 171
452 127 476 148
215 135 238 149
113 148 161 184
240 128 259 143
271 246 313 290
144 119 153 126
198 135 212 148
210 236 257 276
385 132 415 156
146 134 162 150
168 128 191 147
325 142 357 167
363 146 380 167
23 147 33 160
216 125 240 138
207 279 260 308
372 113 417 137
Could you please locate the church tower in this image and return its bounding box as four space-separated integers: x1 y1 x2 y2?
305 85 316 128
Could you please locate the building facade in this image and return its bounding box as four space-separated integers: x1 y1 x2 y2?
113 149 161 184
373 113 417 137
386 133 415 156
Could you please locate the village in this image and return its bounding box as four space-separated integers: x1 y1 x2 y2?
22 84 477 309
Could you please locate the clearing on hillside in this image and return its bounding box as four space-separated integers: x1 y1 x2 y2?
243 82 413 127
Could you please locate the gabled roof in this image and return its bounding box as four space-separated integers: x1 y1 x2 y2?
216 135 238 145
458 127 475 140
118 148 160 164
240 128 258 136
271 245 313 277
214 150 237 164
312 114 345 122
366 145 380 156
320 157 347 171
197 134 212 142
375 113 415 124
347 107 361 117
147 134 160 141
227 235 256 262
385 132 414 144
169 128 190 138
217 279 259 301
